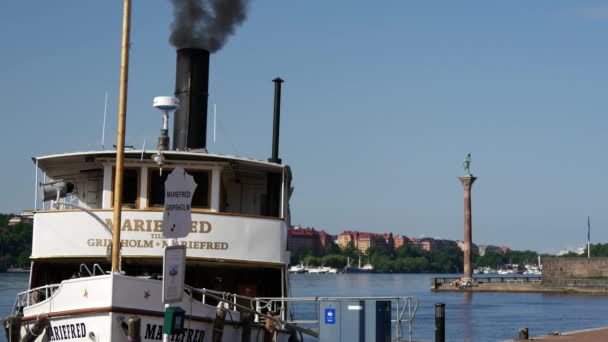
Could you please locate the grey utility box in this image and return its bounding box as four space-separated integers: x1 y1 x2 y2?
318 300 392 342
365 300 392 342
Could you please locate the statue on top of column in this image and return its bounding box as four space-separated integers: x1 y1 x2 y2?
463 153 471 175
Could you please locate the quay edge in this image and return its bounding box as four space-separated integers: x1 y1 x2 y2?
431 276 608 295
503 326 608 341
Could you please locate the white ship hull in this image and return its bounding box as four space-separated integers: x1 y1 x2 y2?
17 274 292 341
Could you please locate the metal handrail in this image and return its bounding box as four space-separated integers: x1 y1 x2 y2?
12 283 61 313
182 287 419 341
184 287 320 338
79 264 93 277
251 295 419 342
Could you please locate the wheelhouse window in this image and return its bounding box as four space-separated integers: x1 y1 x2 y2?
148 169 210 209
112 168 139 208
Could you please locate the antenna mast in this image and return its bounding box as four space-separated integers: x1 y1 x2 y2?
102 91 108 150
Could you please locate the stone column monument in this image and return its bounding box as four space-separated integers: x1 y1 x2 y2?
459 153 477 282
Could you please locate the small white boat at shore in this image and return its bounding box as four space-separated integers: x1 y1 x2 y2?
288 264 307 273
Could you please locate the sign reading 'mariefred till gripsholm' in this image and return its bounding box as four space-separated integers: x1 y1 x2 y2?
162 167 197 239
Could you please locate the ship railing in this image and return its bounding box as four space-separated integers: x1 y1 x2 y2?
11 283 61 315
253 296 419 342
184 286 321 338
184 287 419 341
79 263 105 277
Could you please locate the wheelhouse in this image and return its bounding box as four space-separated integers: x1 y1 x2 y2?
30 150 292 301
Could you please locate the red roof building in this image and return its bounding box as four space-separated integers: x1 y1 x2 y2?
288 226 332 257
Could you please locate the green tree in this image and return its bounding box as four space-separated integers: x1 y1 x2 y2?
322 255 347 268
0 217 33 268
290 246 312 265
324 241 340 256
475 251 506 268
589 243 608 257
343 241 357 258
302 255 321 267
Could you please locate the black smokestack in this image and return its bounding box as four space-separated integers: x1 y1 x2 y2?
269 78 284 164
173 48 209 151
169 0 248 52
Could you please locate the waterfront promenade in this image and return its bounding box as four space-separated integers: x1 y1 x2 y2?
431 276 608 294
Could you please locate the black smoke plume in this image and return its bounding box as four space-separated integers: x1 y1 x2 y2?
170 0 248 52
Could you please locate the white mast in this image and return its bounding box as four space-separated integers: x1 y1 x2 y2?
102 91 108 150
213 103 217 143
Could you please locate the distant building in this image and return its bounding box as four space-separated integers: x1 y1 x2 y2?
336 230 389 254
337 231 358 250
407 237 456 252
8 216 31 226
393 235 408 249
408 237 423 250
433 239 458 251
287 226 331 257
457 240 479 255
478 245 501 256
409 237 433 252
318 230 331 251
356 233 387 254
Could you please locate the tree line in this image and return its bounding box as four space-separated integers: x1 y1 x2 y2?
290 240 574 273
292 242 467 273
559 244 608 258
0 213 33 268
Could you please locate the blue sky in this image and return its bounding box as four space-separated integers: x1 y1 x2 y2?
1 1 608 253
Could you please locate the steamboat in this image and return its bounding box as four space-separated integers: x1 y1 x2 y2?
3 3 419 341
3 20 299 342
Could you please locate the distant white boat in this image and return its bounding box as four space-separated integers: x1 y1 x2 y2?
523 264 542 275
322 266 338 274
306 267 327 274
474 266 497 274
289 264 307 273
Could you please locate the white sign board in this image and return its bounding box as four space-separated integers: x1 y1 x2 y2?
162 244 186 303
33 211 289 264
162 167 197 239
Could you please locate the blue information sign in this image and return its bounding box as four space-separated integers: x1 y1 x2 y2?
324 308 336 324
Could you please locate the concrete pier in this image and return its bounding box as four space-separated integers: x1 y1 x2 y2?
504 327 608 341
431 276 608 294
459 175 477 282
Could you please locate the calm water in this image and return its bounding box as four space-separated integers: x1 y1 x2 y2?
289 273 608 341
1 273 608 341
0 272 29 342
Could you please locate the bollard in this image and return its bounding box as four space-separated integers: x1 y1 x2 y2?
211 306 226 342
264 315 276 342
435 303 445 342
127 316 141 342
518 327 529 340
240 312 253 341
6 316 22 342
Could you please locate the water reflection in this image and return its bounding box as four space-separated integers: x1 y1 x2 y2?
462 292 473 342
